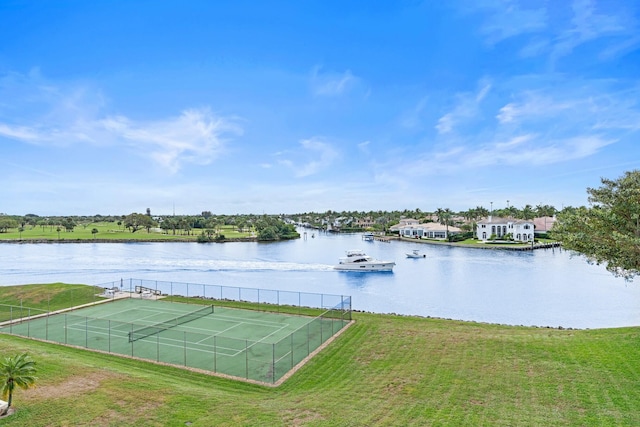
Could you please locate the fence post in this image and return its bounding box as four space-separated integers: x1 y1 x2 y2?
108 320 111 353
184 331 187 366
27 308 30 337
213 335 217 373
245 340 249 379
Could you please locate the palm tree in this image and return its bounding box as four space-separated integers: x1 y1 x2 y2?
0 353 37 415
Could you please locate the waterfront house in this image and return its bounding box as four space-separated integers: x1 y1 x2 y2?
476 216 534 242
390 219 461 239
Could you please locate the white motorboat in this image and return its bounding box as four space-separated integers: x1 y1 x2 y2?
334 250 395 271
406 249 426 258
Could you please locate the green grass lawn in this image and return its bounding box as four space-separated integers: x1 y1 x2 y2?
1 284 639 426
0 222 252 242
0 283 105 311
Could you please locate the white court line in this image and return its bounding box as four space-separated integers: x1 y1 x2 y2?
212 313 291 326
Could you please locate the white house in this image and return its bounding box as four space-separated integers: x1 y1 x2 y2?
476 216 534 242
390 219 461 239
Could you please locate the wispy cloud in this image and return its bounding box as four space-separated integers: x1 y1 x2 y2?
402 74 635 177
101 109 240 173
0 71 241 173
551 0 633 62
496 92 573 124
310 67 359 96
278 137 340 177
469 0 640 63
475 0 548 45
435 81 492 134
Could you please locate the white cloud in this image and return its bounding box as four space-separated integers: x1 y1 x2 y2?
401 74 636 178
358 140 371 154
551 0 630 61
0 72 241 173
435 81 492 134
310 67 359 96
296 138 340 177
496 93 573 124
472 0 548 45
0 124 42 141
101 109 240 173
278 137 340 177
435 113 454 134
470 0 639 63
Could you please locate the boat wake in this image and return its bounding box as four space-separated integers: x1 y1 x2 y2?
133 258 336 272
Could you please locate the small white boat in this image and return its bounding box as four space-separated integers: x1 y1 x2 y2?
406 249 426 258
334 250 395 271
362 232 375 241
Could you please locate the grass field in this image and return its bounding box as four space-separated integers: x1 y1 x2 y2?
0 283 105 318
1 284 639 426
0 221 252 242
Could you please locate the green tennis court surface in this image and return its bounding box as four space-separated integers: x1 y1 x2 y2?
1 297 351 384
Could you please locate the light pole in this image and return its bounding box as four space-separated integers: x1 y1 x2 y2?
490 202 493 216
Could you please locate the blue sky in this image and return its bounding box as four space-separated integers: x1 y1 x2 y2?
2 0 639 216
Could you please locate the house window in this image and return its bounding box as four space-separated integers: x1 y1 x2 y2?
491 226 496 234
482 232 486 239
524 224 530 229
517 234 521 240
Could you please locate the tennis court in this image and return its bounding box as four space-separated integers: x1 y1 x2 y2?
1 294 352 385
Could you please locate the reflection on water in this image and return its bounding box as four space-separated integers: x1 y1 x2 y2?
0 231 638 329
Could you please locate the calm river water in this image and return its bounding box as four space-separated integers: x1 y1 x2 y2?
1 230 638 329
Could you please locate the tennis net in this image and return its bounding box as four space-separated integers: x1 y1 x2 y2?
128 305 214 342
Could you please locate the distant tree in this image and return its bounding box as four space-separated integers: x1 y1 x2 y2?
61 217 76 232
522 204 535 220
535 204 557 217
435 208 453 238
0 218 18 233
0 353 37 415
551 170 640 279
124 213 156 233
91 228 98 240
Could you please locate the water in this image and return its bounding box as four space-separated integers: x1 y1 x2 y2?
1 230 638 329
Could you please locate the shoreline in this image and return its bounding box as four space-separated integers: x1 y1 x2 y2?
0 237 258 244
0 235 561 250
398 235 562 251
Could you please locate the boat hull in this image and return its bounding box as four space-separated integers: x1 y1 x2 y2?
334 262 395 271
